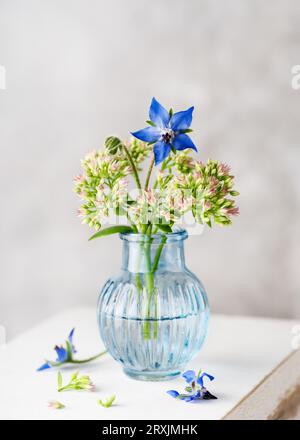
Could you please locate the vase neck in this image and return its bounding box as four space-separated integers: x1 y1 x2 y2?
121 232 187 273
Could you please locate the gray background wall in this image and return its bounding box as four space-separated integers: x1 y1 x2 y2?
0 0 299 340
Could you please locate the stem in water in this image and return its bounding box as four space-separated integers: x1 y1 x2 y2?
143 239 155 340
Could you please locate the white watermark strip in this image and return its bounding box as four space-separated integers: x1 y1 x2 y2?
0 65 6 90
291 324 300 350
291 65 300 90
0 325 6 347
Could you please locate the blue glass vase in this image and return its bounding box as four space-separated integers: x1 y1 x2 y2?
97 229 209 381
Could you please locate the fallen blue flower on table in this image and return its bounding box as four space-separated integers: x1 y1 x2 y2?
167 369 217 402
131 97 197 165
37 328 106 371
37 328 75 371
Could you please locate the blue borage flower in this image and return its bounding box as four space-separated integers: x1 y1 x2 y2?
131 97 197 165
167 369 217 402
37 328 106 371
37 328 76 371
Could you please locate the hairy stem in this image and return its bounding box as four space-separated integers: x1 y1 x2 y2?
144 157 155 190
153 156 171 189
48 351 107 368
122 143 142 191
69 351 107 364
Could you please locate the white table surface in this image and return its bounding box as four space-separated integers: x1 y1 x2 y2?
0 307 297 420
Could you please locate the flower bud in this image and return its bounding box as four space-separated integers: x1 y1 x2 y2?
105 136 122 155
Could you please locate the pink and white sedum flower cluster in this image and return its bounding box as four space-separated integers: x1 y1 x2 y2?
74 137 239 233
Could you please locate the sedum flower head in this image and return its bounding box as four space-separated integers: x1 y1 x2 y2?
57 371 95 392
193 160 239 226
128 188 193 227
74 149 129 230
128 138 152 169
173 150 195 174
74 138 152 231
169 159 239 227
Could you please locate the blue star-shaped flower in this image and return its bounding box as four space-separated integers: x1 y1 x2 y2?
167 369 217 402
131 97 197 165
37 328 76 371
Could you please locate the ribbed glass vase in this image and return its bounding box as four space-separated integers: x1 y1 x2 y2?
97 229 209 381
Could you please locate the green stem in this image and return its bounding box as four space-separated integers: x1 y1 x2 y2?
141 232 168 340
69 351 107 364
122 143 142 191
143 238 154 340
131 224 138 233
135 275 143 291
144 157 155 190
141 223 149 234
153 156 171 189
153 292 158 339
150 235 168 338
134 240 144 292
48 351 107 368
151 235 167 273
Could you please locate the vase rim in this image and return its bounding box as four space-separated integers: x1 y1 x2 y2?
120 228 188 243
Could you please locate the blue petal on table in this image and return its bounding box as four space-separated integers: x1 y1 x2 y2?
182 370 196 383
68 328 77 353
55 346 68 363
37 362 51 371
197 372 215 387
